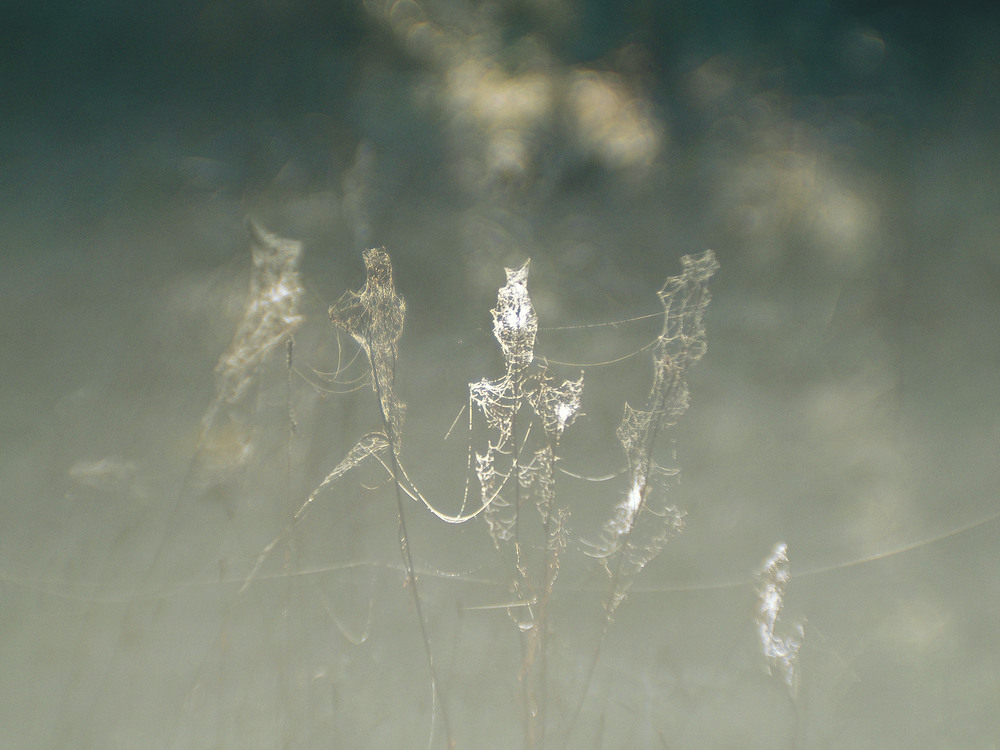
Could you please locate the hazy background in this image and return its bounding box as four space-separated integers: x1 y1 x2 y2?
1 1 999 748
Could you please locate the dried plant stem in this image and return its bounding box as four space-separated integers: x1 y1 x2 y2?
373 370 455 748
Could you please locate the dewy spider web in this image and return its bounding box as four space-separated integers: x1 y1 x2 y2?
327 248 407 450
326 247 454 748
466 261 582 748
200 218 305 470
250 254 585 747
755 542 805 698
251 263 576 548
587 249 719 600
563 248 719 748
318 253 583 748
241 245 716 750
470 262 583 550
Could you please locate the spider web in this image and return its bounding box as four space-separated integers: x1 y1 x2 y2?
471 262 583 553
755 542 805 697
328 247 406 449
200 218 305 470
585 249 719 611
239 245 720 750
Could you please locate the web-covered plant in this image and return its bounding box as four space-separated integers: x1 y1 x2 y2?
755 542 805 698
587 249 719 605
546 249 720 742
467 261 582 746
240 239 721 749
200 218 305 472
